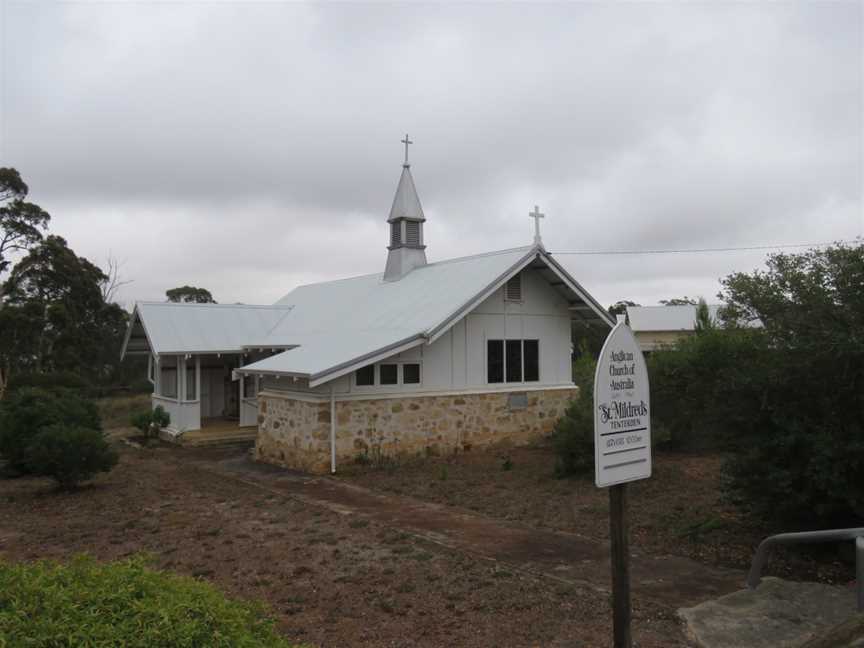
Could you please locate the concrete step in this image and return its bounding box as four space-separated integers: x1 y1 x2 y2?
679 577 858 648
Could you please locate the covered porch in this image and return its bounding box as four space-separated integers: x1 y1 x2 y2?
149 352 262 441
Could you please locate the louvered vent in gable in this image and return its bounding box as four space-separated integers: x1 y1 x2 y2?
405 221 421 246
390 222 401 247
505 274 522 301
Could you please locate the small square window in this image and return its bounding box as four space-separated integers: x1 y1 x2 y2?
380 364 398 385
356 365 375 386
403 363 420 384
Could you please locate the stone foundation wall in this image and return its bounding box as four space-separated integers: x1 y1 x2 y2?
254 387 578 474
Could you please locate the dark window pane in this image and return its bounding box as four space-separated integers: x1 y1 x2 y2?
380 364 398 385
524 340 539 382
403 363 420 384
487 340 504 383
356 365 375 386
506 340 522 382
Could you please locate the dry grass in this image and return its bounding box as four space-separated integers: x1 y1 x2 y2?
97 393 152 431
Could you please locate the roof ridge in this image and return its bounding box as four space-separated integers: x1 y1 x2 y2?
137 301 294 310
282 245 537 295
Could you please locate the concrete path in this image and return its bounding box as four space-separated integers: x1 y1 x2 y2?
679 577 859 647
183 449 744 609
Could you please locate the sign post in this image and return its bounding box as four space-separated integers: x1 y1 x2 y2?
594 315 652 648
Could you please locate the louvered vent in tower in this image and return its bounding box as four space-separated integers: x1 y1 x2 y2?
406 221 421 246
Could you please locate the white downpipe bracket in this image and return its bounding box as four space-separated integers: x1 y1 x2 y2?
330 386 337 474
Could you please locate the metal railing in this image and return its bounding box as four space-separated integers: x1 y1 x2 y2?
747 527 864 612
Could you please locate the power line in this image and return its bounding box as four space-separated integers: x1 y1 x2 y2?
549 239 860 256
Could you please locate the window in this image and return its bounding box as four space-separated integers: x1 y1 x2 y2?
523 340 539 382
405 221 421 246
403 363 420 384
506 340 522 382
505 274 522 301
356 364 375 386
380 364 398 385
390 222 401 247
487 339 539 384
487 340 504 383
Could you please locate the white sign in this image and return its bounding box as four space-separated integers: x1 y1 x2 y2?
594 319 652 488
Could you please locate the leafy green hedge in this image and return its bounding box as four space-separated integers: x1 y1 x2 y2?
0 556 302 648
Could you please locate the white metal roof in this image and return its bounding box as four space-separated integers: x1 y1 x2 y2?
243 245 613 385
122 302 294 357
626 305 723 332
122 244 614 385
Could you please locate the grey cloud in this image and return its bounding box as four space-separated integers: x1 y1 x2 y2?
2 2 860 308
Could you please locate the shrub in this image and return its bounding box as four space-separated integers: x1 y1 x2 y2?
26 425 118 489
130 405 170 438
0 387 101 472
552 354 596 477
0 555 302 647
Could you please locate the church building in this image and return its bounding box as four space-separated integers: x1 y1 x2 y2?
121 139 614 473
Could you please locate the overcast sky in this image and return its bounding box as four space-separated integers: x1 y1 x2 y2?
2 2 861 309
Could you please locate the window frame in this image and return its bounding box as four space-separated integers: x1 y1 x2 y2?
487 338 540 385
354 361 423 388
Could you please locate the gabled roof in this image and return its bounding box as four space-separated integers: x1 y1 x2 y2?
121 302 294 358
238 245 613 386
121 245 613 385
387 165 425 222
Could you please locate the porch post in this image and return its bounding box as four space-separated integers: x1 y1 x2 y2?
154 355 161 397
178 356 185 403
195 355 201 401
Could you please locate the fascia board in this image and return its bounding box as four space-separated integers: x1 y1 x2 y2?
540 252 616 327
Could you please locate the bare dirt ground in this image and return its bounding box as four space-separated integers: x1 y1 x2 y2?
341 443 853 585
0 444 687 648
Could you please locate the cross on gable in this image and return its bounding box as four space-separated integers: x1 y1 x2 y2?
529 205 545 245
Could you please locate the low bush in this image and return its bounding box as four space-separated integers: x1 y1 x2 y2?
552 355 596 478
0 555 302 647
131 404 170 438
26 425 118 489
0 387 101 472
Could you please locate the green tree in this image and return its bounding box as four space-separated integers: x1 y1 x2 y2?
166 285 216 303
648 242 864 527
659 296 697 306
0 236 128 391
694 297 714 333
0 168 50 277
608 300 639 318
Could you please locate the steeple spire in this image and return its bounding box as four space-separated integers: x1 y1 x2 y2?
384 135 427 282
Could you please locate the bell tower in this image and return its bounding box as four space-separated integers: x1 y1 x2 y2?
384 134 427 282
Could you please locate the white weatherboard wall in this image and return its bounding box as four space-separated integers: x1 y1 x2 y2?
260 268 574 398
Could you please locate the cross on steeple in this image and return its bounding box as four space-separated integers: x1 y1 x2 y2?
401 134 413 166
529 205 545 246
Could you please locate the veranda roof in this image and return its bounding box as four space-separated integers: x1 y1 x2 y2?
121 302 295 357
